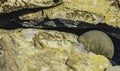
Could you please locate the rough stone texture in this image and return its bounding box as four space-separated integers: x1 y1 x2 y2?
78 30 114 59
19 0 120 27
0 29 111 71
0 0 62 13
106 66 120 71
19 6 105 24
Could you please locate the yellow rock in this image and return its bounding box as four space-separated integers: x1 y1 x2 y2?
0 0 62 13
62 0 120 27
19 0 120 27
0 29 111 71
67 52 111 71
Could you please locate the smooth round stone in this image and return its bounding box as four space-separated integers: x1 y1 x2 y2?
78 30 114 59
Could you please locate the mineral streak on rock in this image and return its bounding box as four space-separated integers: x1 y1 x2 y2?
0 0 62 13
0 29 111 71
78 30 114 59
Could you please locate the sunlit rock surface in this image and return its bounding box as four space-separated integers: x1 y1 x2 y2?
106 66 120 71
0 29 111 71
0 0 62 13
20 5 105 24
62 0 120 27
19 0 120 27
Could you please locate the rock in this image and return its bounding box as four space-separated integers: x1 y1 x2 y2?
54 18 81 28
19 7 105 24
78 30 114 59
20 18 45 28
66 52 111 71
19 0 120 27
0 0 62 13
0 29 111 71
106 66 120 71
49 9 105 24
72 43 87 53
42 21 57 27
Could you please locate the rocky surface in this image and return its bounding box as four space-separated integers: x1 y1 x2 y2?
0 28 111 71
78 30 114 59
20 9 105 24
18 0 120 27
0 0 119 28
0 0 62 13
106 66 120 71
0 0 119 71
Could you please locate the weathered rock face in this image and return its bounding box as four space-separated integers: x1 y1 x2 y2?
0 0 62 13
0 0 119 70
20 8 105 24
19 0 120 27
106 66 120 71
62 0 120 27
0 29 111 71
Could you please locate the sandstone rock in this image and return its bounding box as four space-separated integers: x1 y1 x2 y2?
78 30 114 59
20 7 105 24
106 66 120 71
0 0 62 13
19 0 120 27
66 52 111 71
0 29 111 71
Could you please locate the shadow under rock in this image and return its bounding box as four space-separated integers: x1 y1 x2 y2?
41 19 120 65
0 16 120 65
0 3 62 29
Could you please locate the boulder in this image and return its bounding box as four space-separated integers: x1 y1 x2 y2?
0 0 62 13
19 0 120 27
78 30 114 59
0 29 111 71
106 66 120 71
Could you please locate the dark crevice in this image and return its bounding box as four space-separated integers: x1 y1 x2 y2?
43 27 120 65
110 35 120 65
65 58 76 71
53 19 66 27
116 0 120 8
0 13 120 65
38 21 120 65
0 3 62 29
0 2 62 17
0 0 119 68
54 0 60 4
